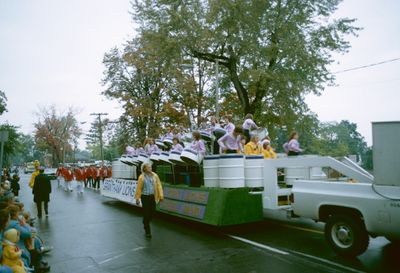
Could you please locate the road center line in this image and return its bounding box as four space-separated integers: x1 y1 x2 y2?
228 235 289 255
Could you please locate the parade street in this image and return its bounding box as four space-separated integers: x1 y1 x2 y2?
18 173 398 273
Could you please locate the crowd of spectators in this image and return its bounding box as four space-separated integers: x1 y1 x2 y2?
0 169 51 273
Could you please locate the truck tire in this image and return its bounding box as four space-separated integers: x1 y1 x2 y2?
325 214 369 257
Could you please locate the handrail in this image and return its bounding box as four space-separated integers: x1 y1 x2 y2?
267 156 374 184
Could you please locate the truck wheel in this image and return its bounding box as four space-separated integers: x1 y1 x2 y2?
325 214 369 257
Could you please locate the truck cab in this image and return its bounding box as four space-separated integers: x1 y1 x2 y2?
261 121 400 257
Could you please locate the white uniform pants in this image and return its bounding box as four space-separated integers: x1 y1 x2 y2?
65 181 73 191
76 181 84 194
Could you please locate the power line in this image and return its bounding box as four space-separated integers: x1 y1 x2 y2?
332 57 400 74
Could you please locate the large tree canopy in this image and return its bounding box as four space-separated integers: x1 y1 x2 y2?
102 0 359 145
132 0 359 121
33 106 81 166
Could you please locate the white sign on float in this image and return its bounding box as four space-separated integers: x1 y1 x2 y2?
101 178 139 205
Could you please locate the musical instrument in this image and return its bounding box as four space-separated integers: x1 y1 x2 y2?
132 155 139 165
156 139 166 149
200 130 212 142
163 137 173 147
159 152 171 163
150 152 160 162
138 153 150 163
213 128 226 139
169 150 186 165
180 148 204 165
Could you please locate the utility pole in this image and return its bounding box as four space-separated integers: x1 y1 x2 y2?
215 60 220 120
90 113 108 163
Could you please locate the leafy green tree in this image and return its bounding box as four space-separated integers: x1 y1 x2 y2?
133 0 359 123
0 124 21 167
0 90 7 115
10 133 35 165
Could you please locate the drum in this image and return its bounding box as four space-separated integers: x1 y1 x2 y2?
150 152 160 162
200 130 212 142
131 155 139 165
163 137 173 147
159 152 171 163
156 139 166 149
213 128 226 139
138 153 150 163
181 148 203 165
169 150 185 165
181 132 192 143
119 155 131 165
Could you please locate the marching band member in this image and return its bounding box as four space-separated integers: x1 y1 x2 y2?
190 131 206 156
144 138 159 155
242 113 259 144
135 142 145 155
171 137 184 152
56 164 64 188
223 115 235 134
63 166 74 192
74 166 85 194
162 126 174 140
217 126 244 154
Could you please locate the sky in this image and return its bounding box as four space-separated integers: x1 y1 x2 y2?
0 0 399 148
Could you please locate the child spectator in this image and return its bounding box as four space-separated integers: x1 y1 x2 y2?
2 228 26 273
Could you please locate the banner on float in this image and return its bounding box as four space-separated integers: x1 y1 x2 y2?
101 178 138 205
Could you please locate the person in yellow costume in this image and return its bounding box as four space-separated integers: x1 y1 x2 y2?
262 139 277 159
29 160 40 188
244 135 262 155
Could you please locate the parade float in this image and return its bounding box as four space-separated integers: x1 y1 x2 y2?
101 122 400 257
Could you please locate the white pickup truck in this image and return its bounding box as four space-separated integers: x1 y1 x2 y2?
262 154 400 257
261 122 400 257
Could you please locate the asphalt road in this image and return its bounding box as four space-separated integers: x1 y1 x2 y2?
17 173 398 273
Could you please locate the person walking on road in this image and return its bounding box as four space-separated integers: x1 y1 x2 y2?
134 162 164 238
33 167 52 218
63 166 73 192
74 166 85 194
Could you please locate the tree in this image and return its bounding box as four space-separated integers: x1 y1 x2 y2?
308 120 368 158
0 90 7 115
10 133 35 165
33 106 81 166
0 124 22 167
133 0 359 123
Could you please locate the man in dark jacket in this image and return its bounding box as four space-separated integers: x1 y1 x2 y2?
33 167 52 218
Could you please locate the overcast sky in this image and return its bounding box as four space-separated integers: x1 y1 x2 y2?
0 0 399 148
